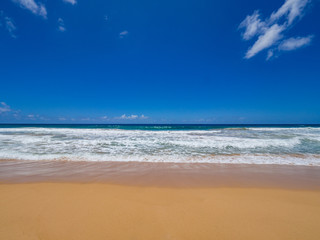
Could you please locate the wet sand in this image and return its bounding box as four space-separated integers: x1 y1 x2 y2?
1 160 320 239
1 159 320 189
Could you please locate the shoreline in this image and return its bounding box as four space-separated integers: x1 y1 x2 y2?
1 159 320 189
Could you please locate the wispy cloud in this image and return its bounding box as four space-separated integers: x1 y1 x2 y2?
117 114 148 120
63 0 77 5
269 0 310 25
239 10 267 41
119 114 138 120
0 11 17 38
57 18 66 32
119 30 128 38
239 0 313 60
245 24 284 59
0 102 11 114
0 101 53 122
278 35 313 51
12 0 47 19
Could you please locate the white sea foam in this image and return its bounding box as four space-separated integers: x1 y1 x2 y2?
0 127 320 165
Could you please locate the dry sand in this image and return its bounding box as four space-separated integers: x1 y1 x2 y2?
1 183 320 240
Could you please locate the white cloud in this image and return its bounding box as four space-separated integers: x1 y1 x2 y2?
267 50 274 60
0 102 47 121
245 24 284 59
101 116 108 120
0 102 11 114
278 35 313 51
239 11 266 40
26 114 41 120
5 17 17 38
57 18 66 32
63 0 77 5
12 0 47 19
269 0 310 25
58 26 66 32
117 114 148 120
0 11 17 38
239 0 313 59
119 114 138 119
119 30 128 38
58 117 66 121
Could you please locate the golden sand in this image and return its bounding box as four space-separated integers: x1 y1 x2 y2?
1 183 320 240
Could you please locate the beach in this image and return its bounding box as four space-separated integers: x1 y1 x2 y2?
1 0 319 237
1 160 320 240
1 125 320 239
1 182 320 240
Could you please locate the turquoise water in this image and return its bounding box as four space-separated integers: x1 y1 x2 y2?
0 124 320 165
0 124 319 130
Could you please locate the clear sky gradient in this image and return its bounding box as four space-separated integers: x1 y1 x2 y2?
0 0 319 123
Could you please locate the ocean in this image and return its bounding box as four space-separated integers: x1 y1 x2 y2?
0 124 320 166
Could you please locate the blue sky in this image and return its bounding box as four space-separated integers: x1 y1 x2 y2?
0 0 319 124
